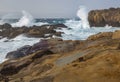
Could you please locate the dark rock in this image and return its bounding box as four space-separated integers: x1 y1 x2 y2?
5 38 80 60
6 45 31 59
29 39 49 53
0 24 67 39
31 50 53 60
0 59 32 76
0 23 12 29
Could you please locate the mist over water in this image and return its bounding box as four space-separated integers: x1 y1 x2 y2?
0 14 19 25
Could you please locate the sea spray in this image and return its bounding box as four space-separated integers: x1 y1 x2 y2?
77 6 90 28
56 6 120 40
0 11 48 27
56 6 91 40
12 11 34 27
64 6 90 29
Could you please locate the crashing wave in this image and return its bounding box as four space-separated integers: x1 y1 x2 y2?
11 11 34 27
0 11 48 27
77 6 90 28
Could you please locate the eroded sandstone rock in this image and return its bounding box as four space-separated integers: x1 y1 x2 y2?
112 30 120 39
88 8 120 27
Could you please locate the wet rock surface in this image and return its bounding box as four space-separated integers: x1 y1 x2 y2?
1 30 120 82
88 8 120 27
0 23 67 39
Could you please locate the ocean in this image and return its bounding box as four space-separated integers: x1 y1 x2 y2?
0 8 120 63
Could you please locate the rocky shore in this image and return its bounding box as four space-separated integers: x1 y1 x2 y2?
88 8 120 27
0 30 120 82
1 8 120 82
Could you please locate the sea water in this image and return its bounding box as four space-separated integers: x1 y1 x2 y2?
0 6 120 63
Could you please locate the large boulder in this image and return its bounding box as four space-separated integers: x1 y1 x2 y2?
88 8 120 27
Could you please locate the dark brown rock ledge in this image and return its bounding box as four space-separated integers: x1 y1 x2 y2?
0 23 67 39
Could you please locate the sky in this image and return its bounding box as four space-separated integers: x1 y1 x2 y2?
0 0 119 18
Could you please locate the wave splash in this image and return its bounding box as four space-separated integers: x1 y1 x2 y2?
64 6 90 29
77 6 90 28
56 6 90 40
0 11 48 27
12 11 34 27
0 35 40 63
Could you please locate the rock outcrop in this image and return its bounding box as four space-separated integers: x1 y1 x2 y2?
0 23 67 39
1 31 120 82
5 38 79 60
6 45 32 59
88 8 120 27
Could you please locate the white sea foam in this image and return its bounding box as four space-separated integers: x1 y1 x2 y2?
77 6 90 28
64 6 89 30
0 35 40 63
55 6 90 40
56 27 120 40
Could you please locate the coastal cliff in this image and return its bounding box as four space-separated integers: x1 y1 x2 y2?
88 8 120 27
1 30 120 82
